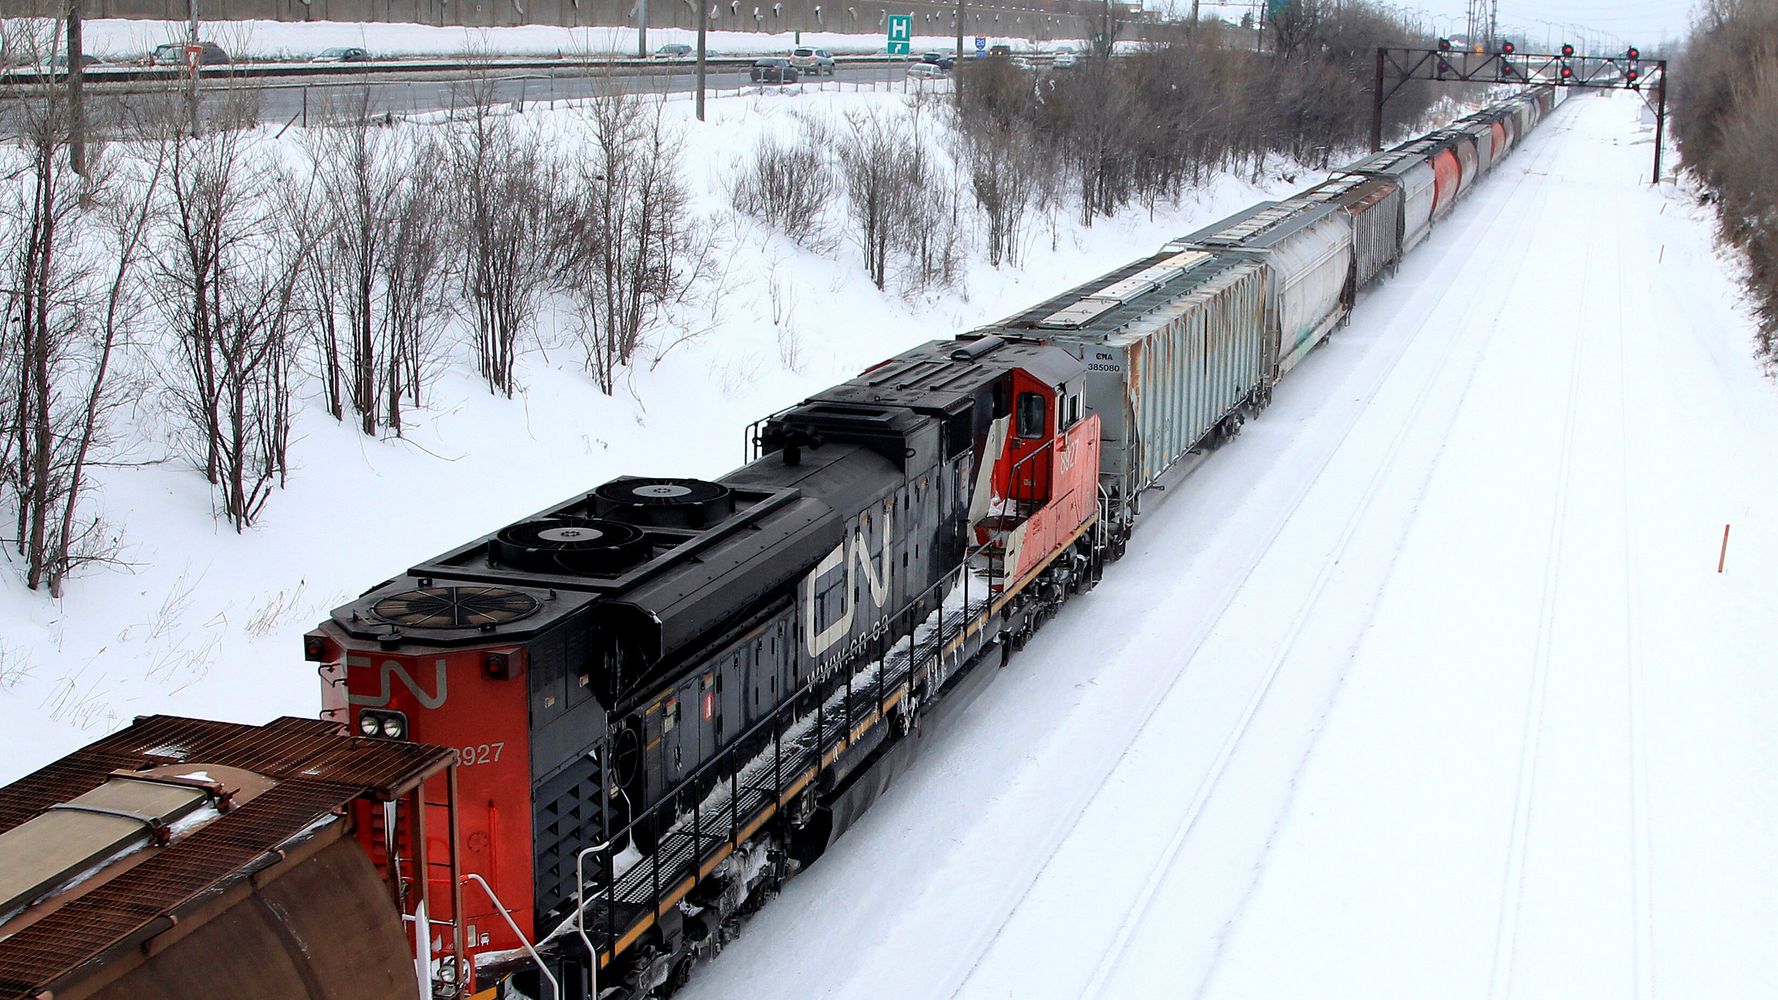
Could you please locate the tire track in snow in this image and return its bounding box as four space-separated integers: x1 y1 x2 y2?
1485 121 1597 1000
1182 113 1579 1000
940 107 1576 1000
1615 142 1657 1000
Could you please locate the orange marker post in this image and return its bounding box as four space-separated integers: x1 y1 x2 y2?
1718 523 1731 573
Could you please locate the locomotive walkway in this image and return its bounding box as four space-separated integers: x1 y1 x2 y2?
677 93 1778 1000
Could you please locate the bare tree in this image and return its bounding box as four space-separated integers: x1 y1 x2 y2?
445 96 562 396
300 97 449 434
556 88 719 393
836 107 907 290
0 20 157 595
962 119 1040 267
381 130 452 429
147 96 316 531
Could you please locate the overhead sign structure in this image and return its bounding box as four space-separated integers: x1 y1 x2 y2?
887 14 912 55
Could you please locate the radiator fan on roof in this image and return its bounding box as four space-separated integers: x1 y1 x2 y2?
371 586 540 629
591 477 734 529
491 516 650 575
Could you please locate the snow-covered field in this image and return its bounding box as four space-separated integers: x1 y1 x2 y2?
669 93 1778 1000
0 85 1294 784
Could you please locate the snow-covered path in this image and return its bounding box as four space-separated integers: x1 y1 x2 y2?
680 93 1778 1000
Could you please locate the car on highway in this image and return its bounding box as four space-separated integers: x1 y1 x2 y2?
654 43 693 59
313 46 371 63
788 46 835 75
53 52 104 68
1052 48 1077 68
907 61 945 80
921 51 956 70
750 57 800 84
988 43 1013 57
149 41 231 67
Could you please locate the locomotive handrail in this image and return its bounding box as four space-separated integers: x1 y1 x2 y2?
574 532 1017 944
461 873 559 1000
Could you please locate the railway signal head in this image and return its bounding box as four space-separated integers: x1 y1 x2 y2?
1501 40 1515 55
1560 42 1575 58
1560 64 1573 81
1626 66 1640 83
1438 37 1452 53
1627 45 1640 60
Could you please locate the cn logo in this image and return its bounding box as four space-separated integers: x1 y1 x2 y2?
345 655 448 709
802 516 893 656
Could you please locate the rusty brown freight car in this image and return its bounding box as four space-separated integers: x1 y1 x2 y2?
0 716 460 1000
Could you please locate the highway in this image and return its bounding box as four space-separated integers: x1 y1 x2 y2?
0 57 950 132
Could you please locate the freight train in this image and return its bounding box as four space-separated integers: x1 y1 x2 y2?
0 87 1564 1000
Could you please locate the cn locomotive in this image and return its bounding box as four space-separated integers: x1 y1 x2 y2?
0 88 1565 1000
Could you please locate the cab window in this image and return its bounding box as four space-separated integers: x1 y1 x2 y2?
1015 392 1047 439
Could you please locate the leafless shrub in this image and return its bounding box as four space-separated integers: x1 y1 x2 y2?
1676 0 1778 353
554 88 721 394
834 103 965 293
730 124 837 250
954 3 1448 226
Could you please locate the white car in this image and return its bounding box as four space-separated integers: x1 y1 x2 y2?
907 62 944 79
1052 51 1077 68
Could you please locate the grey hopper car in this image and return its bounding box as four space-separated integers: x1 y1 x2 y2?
1166 199 1355 379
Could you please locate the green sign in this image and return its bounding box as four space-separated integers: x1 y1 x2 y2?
887 13 912 55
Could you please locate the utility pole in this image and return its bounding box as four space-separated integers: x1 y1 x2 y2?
638 0 649 58
956 0 965 60
695 0 707 121
67 1 86 175
186 0 200 135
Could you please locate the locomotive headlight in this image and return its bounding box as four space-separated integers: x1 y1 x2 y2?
357 709 410 740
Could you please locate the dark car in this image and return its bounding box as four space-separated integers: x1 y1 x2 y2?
150 41 231 67
314 46 371 63
921 51 956 70
750 57 800 84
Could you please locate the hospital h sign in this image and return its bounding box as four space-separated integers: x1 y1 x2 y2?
887 14 912 54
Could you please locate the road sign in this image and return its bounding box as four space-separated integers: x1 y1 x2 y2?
975 35 986 51
887 13 912 55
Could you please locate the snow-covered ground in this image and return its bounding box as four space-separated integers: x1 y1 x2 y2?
0 85 1295 784
669 93 1778 1000
19 17 1052 61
